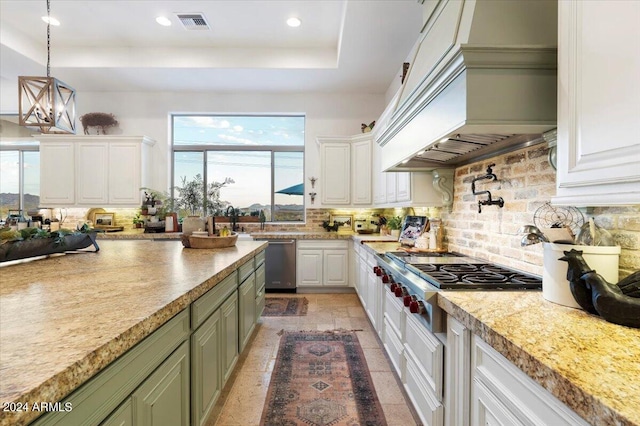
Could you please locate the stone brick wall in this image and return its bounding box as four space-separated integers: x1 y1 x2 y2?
440 144 640 278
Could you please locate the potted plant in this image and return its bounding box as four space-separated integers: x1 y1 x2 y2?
387 216 403 238
174 174 234 235
132 212 144 228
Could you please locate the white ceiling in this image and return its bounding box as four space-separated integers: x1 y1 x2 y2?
0 0 422 94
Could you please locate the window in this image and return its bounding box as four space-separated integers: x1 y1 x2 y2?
0 147 40 220
172 115 304 222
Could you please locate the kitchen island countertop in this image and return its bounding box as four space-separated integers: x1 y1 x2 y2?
0 239 267 426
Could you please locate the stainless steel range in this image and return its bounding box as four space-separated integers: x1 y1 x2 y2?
375 251 542 333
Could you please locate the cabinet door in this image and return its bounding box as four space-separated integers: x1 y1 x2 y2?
109 142 142 204
320 142 351 205
255 263 266 320
101 398 132 426
445 316 471 426
555 1 640 205
323 249 349 286
39 142 75 205
386 172 397 203
133 341 190 426
221 292 239 384
76 141 109 205
362 258 375 326
396 172 411 202
239 274 256 352
369 261 383 338
191 310 221 426
352 138 372 204
471 380 521 426
353 250 364 302
297 249 323 286
373 141 387 204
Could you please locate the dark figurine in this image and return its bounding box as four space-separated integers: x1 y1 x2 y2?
79 112 119 135
560 249 640 328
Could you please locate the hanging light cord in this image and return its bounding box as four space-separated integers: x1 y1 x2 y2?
46 0 51 77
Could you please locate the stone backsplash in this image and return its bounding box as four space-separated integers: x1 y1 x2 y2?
440 143 639 278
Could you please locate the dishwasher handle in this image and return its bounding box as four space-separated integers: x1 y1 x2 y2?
263 240 295 245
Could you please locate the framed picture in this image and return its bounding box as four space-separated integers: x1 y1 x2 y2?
329 214 353 231
399 215 428 242
94 213 115 227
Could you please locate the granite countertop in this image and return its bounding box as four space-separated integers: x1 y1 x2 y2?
0 239 267 426
439 292 640 426
96 229 182 239
250 231 353 239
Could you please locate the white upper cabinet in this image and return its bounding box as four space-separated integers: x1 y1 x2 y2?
351 137 372 205
554 1 640 206
317 134 372 206
39 141 76 206
38 135 156 207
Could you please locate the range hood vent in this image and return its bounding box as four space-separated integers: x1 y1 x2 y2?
419 134 513 163
176 13 210 30
377 0 558 171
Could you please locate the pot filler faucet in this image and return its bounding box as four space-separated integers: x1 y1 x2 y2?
226 205 239 232
472 164 504 214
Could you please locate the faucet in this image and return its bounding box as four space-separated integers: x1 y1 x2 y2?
471 164 504 213
226 205 239 232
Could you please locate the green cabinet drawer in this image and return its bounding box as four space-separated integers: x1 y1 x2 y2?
191 270 238 329
255 250 266 267
238 259 254 284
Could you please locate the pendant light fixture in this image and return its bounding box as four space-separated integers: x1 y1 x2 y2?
18 0 76 134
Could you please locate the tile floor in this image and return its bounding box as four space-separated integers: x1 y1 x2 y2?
207 293 420 426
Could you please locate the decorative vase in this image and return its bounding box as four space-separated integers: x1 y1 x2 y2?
182 216 206 236
391 229 400 238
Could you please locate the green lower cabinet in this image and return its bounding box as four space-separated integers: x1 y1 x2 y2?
221 291 239 385
132 342 190 426
239 274 256 352
100 399 133 426
191 309 222 426
255 263 266 320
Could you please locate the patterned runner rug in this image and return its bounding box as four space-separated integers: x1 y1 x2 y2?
260 331 387 426
262 297 309 316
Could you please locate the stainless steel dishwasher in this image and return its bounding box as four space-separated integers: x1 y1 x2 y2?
256 239 296 292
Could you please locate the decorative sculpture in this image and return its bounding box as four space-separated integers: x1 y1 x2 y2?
560 249 640 328
79 112 119 135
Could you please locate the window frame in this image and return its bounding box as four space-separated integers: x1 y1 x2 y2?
170 114 305 222
0 143 40 214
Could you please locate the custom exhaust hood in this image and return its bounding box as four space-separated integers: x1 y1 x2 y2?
377 0 558 172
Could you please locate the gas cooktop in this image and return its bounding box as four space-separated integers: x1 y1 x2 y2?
385 251 542 290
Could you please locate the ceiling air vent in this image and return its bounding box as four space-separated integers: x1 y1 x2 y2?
176 13 210 30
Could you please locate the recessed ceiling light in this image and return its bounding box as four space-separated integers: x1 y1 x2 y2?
41 16 60 26
156 16 172 26
439 137 449 143
417 150 426 155
401 158 410 164
287 17 301 27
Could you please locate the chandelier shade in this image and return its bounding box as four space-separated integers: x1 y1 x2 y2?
18 0 76 134
19 76 76 134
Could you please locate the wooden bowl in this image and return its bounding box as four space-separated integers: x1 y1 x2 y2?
187 232 238 249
